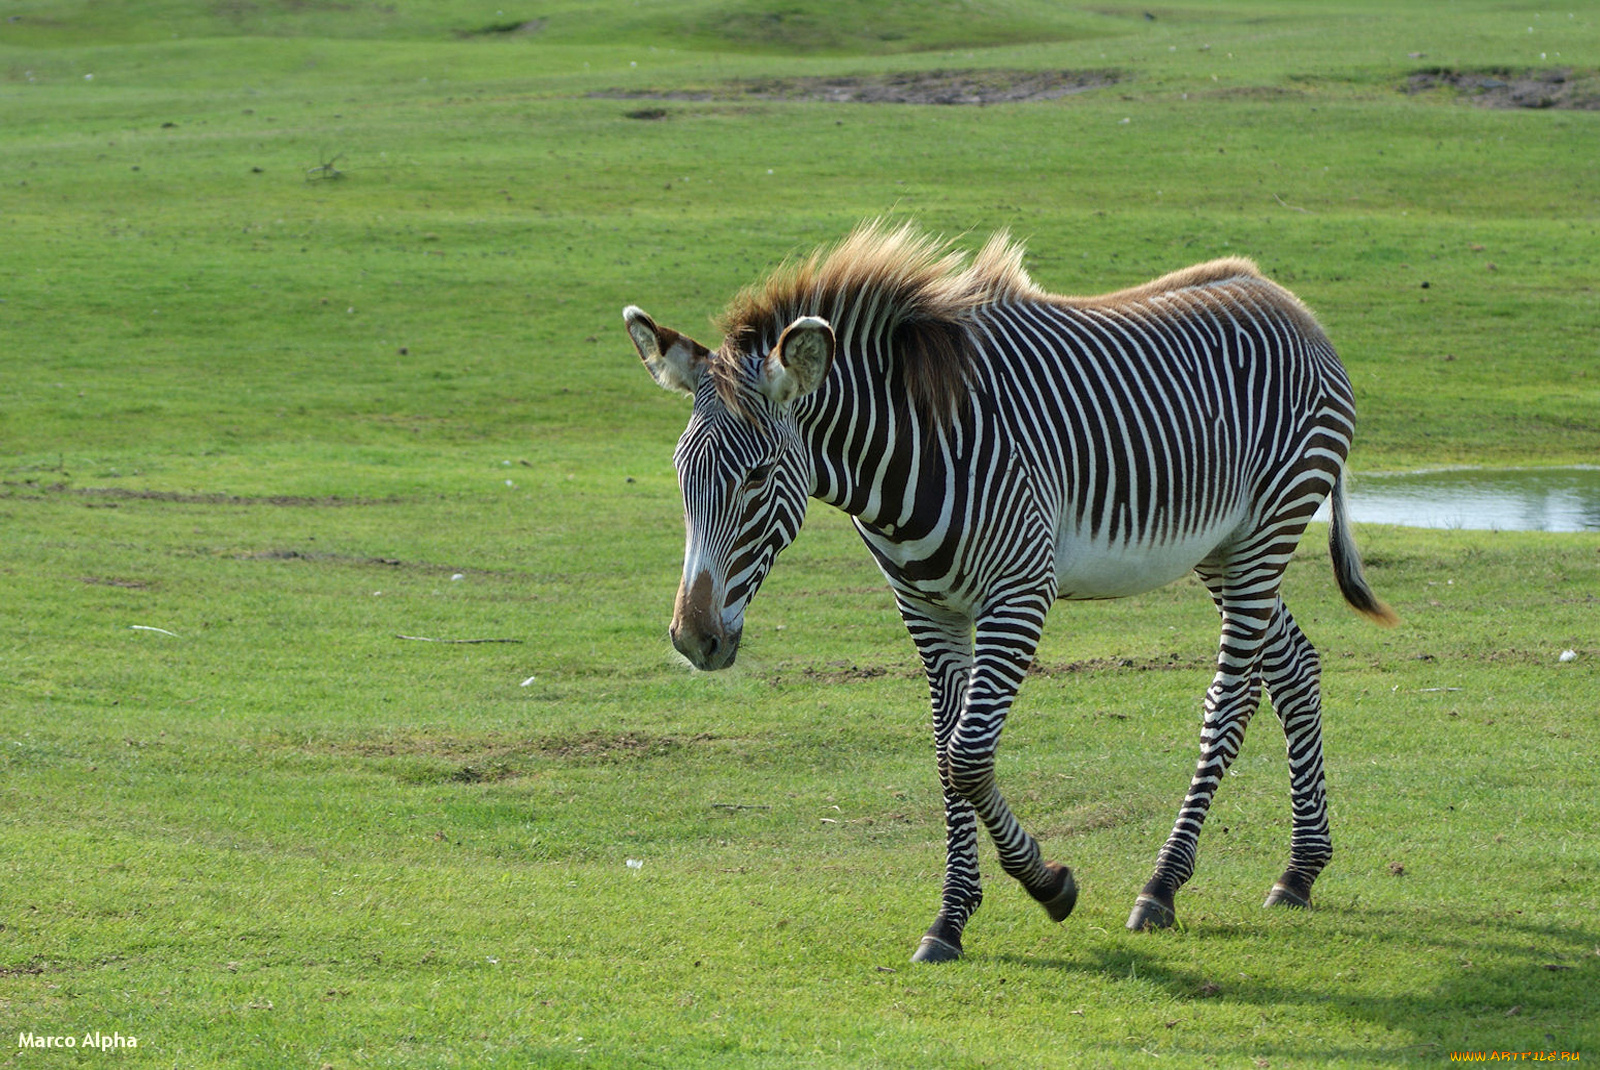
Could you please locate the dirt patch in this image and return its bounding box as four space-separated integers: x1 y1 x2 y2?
1051 802 1142 837
293 728 717 769
1203 85 1310 102
1405 68 1600 110
80 575 152 589
238 548 405 568
0 961 48 977
235 549 510 582
771 651 1203 685
259 728 720 787
799 662 903 683
534 729 717 762
20 483 388 508
594 68 1121 107
772 662 918 686
460 17 545 37
1029 653 1206 676
447 762 517 784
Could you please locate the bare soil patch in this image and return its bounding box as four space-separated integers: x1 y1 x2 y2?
461 17 545 37
260 728 722 787
18 483 387 508
767 661 917 686
769 650 1205 686
296 727 717 769
596 68 1121 108
80 575 153 589
239 548 402 566
799 662 901 683
535 729 716 763
1202 85 1309 102
1405 68 1600 110
0 961 48 977
1029 653 1207 676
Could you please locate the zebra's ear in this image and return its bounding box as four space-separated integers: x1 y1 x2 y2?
761 316 835 405
624 305 709 396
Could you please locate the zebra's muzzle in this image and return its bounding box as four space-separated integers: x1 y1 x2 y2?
670 570 741 670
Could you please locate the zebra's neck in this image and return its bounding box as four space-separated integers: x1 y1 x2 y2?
794 325 955 536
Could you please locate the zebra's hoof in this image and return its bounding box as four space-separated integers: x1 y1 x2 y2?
1126 892 1176 931
1263 882 1312 910
910 934 962 964
1031 861 1078 923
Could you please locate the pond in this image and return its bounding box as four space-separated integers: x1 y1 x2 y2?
1316 466 1600 532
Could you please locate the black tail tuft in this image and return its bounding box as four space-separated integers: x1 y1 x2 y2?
1329 471 1399 627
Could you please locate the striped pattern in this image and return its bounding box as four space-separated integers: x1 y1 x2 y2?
630 222 1392 960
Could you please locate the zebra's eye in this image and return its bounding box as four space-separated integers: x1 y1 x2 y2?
744 462 776 488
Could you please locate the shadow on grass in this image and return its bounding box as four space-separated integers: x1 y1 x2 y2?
992 909 1600 1060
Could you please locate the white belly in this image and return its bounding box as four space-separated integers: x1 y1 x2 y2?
1053 518 1238 600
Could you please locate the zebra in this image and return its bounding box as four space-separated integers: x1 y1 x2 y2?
623 221 1396 963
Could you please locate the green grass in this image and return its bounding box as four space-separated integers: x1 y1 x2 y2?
2 1 1599 1066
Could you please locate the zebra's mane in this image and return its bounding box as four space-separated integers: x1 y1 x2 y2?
1062 255 1324 337
710 222 1312 422
712 221 1037 422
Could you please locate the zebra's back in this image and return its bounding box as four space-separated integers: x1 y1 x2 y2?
969 269 1355 599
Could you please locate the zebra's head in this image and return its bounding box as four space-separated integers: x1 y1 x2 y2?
625 305 835 670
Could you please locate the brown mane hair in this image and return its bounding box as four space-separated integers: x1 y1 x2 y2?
709 222 1308 421
1057 255 1325 337
711 221 1037 423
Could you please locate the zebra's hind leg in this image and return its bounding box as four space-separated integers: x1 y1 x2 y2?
1128 567 1270 932
1259 600 1331 911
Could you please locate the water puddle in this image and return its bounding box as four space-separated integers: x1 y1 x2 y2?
1317 467 1600 532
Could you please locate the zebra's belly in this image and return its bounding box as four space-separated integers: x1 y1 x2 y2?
1053 524 1232 600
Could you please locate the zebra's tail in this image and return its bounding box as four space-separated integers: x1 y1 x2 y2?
1328 470 1400 627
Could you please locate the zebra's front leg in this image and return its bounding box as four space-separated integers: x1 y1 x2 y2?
910 751 984 963
902 606 984 963
945 609 1078 929
917 725 1076 962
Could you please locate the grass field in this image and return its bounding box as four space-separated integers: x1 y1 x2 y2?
2 2 1598 1066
